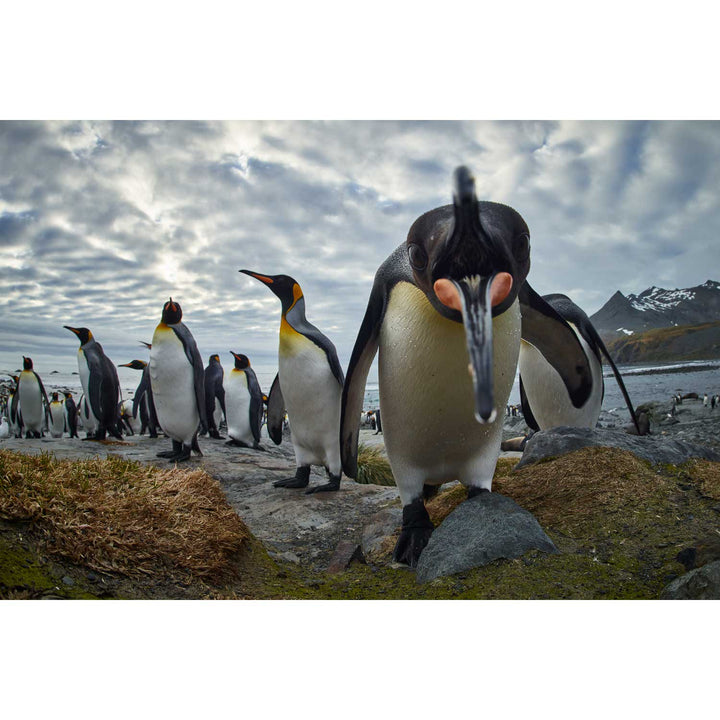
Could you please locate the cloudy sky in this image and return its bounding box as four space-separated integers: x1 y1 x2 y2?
2 119 720 378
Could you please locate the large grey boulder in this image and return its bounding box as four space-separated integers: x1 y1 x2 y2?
516 426 720 469
661 561 720 599
415 491 558 583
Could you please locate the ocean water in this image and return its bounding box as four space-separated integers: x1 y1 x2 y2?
361 360 720 422
5 357 718 427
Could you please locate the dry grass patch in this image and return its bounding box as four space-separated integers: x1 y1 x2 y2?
0 450 249 583
679 459 720 500
493 447 660 534
356 443 395 486
425 450 663 535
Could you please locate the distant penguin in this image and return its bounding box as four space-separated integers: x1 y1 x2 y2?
224 352 265 450
518 293 642 434
63 392 79 438
340 166 592 567
64 326 122 440
119 359 160 437
7 376 22 437
48 392 65 438
240 270 344 492
78 393 98 438
12 357 52 438
0 417 9 440
149 298 207 462
203 354 226 439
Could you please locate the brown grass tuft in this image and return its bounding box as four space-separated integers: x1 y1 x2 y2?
0 450 250 583
356 443 395 486
680 459 720 500
425 450 665 535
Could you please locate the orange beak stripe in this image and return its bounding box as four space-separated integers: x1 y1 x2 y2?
250 273 274 284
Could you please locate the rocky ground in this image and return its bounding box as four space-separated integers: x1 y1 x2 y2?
2 400 720 599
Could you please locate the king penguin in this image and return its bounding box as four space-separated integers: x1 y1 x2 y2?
239 270 344 493
519 292 642 434
49 392 65 438
12 357 52 438
118 358 160 437
203 354 226 439
341 166 593 567
63 392 79 438
149 298 207 462
224 352 265 450
64 326 122 440
7 376 22 438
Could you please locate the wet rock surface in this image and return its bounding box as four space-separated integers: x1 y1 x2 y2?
416 491 558 583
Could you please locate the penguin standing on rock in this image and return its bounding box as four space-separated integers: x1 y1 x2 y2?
64 326 122 440
224 352 264 450
518 292 642 434
203 354 226 439
341 166 592 567
239 270 344 493
63 392 79 438
149 298 207 462
12 357 52 438
118 358 160 437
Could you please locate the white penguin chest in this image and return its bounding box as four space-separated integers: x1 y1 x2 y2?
18 372 43 424
519 324 603 429
378 282 520 483
225 371 251 431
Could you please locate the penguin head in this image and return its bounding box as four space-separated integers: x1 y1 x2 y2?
406 166 531 423
64 326 93 345
51 392 59 402
230 352 251 370
119 360 147 371
22 356 33 370
209 354 221 365
161 298 183 325
63 392 73 399
239 270 303 315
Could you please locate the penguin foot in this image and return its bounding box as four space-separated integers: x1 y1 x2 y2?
168 445 192 463
305 477 341 494
225 438 249 447
392 498 434 568
467 486 489 500
273 466 311 489
156 450 178 458
253 443 266 452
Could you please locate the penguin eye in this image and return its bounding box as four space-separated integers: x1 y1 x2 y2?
513 232 530 262
408 243 428 271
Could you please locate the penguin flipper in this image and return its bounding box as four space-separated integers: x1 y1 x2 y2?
340 275 390 479
246 368 264 445
518 281 593 409
266 374 285 445
519 375 539 432
133 369 150 419
33 370 53 424
170 323 207 431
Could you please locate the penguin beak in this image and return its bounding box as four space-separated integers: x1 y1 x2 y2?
434 272 513 423
64 325 80 336
239 269 274 286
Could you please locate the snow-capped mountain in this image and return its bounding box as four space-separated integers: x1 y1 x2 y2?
590 280 720 340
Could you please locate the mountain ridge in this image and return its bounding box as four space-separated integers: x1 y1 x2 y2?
590 279 720 341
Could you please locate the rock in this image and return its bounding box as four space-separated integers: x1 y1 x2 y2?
675 538 720 570
327 541 365 574
415 492 558 583
516 426 720 469
61 575 75 587
660 560 720 599
361 507 402 558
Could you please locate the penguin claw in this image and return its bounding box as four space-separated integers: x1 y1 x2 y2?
156 450 177 458
392 527 433 568
273 476 310 489
305 480 340 494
